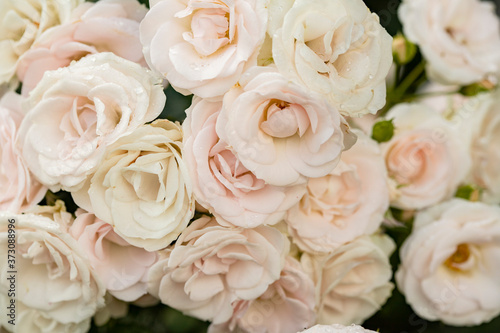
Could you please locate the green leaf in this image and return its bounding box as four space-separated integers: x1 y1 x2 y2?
455 185 481 201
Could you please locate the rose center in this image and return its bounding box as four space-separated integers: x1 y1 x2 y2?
445 243 474 272
260 100 309 138
184 7 231 56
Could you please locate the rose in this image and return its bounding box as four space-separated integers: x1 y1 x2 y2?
69 211 157 302
0 92 46 212
286 130 389 253
271 0 393 117
301 234 395 325
0 0 83 84
140 0 267 99
72 120 194 252
396 199 500 326
381 103 470 209
17 0 148 96
147 215 289 324
457 90 500 204
18 52 165 192
183 96 306 228
300 324 377 333
0 211 105 333
399 0 500 85
208 257 316 333
216 66 355 187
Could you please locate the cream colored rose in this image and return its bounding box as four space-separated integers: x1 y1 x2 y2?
0 211 105 333
0 0 83 84
69 211 157 302
17 0 148 95
399 0 500 85
396 199 500 326
287 130 389 253
73 120 194 252
302 234 394 325
208 257 316 333
18 52 165 192
147 215 289 324
300 324 377 333
0 92 46 212
216 66 355 187
271 0 393 117
457 90 500 204
381 103 470 209
183 97 306 228
140 0 267 99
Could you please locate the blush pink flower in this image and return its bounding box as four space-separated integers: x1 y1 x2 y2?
147 215 289 324
216 66 356 187
381 103 470 209
69 211 157 302
17 0 148 95
183 97 306 228
286 130 389 253
140 0 267 99
208 257 316 333
0 92 46 213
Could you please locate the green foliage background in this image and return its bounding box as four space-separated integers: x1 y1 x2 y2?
87 0 500 332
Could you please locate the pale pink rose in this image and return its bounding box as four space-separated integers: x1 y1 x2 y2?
0 211 106 333
18 52 165 192
381 103 470 209
0 92 46 213
287 130 389 253
302 234 395 325
271 0 393 117
399 0 500 85
72 120 195 252
183 97 306 228
17 0 148 96
147 215 289 324
208 257 316 333
216 66 355 187
300 324 377 333
69 211 157 302
396 199 500 326
0 0 83 84
140 0 267 99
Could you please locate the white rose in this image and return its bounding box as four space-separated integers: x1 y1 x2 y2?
18 52 165 192
0 92 46 213
147 215 289 324
381 103 470 209
302 234 395 325
216 66 355 187
0 0 83 83
456 90 500 204
286 130 389 253
73 120 194 252
396 199 500 326
183 96 306 228
271 0 393 117
140 0 267 99
0 211 105 333
300 324 377 333
399 0 500 85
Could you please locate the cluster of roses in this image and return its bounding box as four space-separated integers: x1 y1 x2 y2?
1 0 500 332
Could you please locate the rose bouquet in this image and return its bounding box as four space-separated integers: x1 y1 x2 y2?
1 0 500 332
